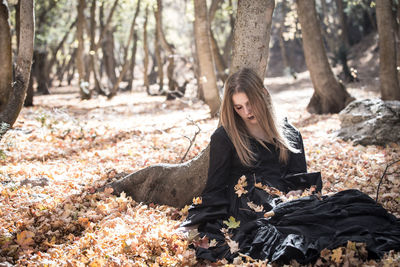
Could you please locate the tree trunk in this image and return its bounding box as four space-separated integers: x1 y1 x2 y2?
335 0 354 83
32 50 51 95
335 0 350 47
24 74 34 107
279 0 290 75
107 0 275 208
93 0 119 53
153 8 164 92
296 0 354 114
88 0 104 95
100 3 117 92
108 0 141 98
155 0 177 93
0 0 34 128
209 0 227 82
222 0 235 66
126 32 138 91
143 5 150 93
376 0 400 100
0 2 12 111
231 0 275 78
66 48 76 86
194 0 220 117
47 19 77 88
76 0 91 99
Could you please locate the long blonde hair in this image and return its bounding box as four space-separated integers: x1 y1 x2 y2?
220 68 296 166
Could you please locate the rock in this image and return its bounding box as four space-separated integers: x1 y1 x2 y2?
337 98 400 146
20 176 49 187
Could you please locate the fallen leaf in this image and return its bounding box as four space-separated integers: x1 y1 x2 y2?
16 231 35 248
223 216 240 229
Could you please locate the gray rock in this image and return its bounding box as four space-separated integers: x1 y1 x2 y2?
337 98 400 146
20 176 49 187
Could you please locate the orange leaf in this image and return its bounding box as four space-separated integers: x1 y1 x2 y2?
16 231 35 248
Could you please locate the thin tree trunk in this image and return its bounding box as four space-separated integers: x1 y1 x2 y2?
108 0 141 98
155 0 176 93
194 0 221 117
100 3 117 91
93 0 119 53
76 0 91 99
154 9 164 92
33 50 50 95
143 5 150 94
126 32 138 91
0 2 12 110
106 0 275 208
222 0 235 66
47 18 77 87
335 0 354 83
376 0 400 100
66 48 76 86
209 0 227 82
336 0 350 47
89 0 104 94
24 74 34 107
296 0 354 114
0 0 34 127
279 0 290 75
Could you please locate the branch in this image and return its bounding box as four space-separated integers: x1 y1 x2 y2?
375 159 400 202
180 119 201 163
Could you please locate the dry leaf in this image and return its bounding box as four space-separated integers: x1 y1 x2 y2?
16 231 35 248
247 201 264 212
223 216 241 229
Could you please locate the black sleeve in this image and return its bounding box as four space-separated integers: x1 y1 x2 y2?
285 121 307 174
181 127 233 227
203 128 233 195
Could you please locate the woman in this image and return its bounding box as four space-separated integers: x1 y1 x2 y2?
181 68 400 264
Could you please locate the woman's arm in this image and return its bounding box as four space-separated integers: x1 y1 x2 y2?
181 127 233 227
283 119 307 174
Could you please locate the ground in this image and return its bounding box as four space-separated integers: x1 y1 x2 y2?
0 67 399 266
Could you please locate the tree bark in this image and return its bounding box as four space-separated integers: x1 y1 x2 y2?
76 0 91 99
155 0 177 93
153 8 164 92
222 0 235 66
143 5 150 93
209 0 227 82
107 0 275 208
376 0 400 100
47 18 77 88
88 0 104 95
230 0 275 78
296 0 354 114
93 0 119 53
194 0 221 117
108 0 141 98
126 32 138 91
100 3 117 91
0 0 34 128
278 0 290 75
335 0 354 83
0 1 12 111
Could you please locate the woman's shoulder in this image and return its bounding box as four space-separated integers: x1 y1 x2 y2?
211 126 233 145
282 118 301 138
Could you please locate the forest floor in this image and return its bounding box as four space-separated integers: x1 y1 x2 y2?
1 67 400 266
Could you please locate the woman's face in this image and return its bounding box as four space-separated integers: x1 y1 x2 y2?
232 92 258 125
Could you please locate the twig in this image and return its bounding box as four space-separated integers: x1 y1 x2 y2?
180 118 201 163
376 159 400 203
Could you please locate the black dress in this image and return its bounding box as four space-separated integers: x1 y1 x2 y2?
181 123 400 264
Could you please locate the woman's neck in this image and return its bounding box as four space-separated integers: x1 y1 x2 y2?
246 122 269 141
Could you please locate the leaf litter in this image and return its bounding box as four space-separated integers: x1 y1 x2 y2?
0 85 399 266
